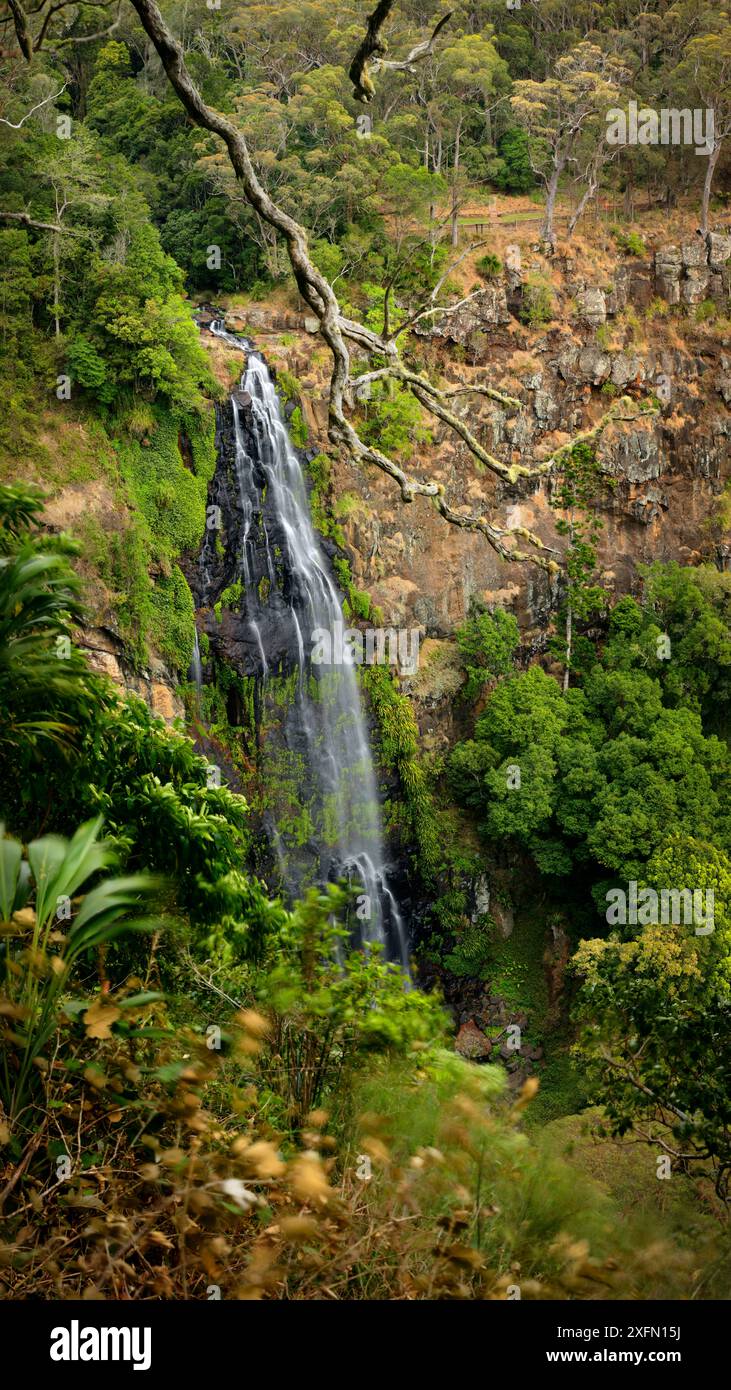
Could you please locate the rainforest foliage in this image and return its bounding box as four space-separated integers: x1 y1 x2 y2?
448 566 731 1198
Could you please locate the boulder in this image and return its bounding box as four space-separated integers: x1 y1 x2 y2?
656 277 681 305
655 245 682 275
557 346 579 382
491 899 515 940
681 267 711 304
707 232 731 273
655 246 683 304
455 1019 492 1061
415 284 510 344
471 873 491 920
557 345 611 386
627 270 655 310
534 388 561 426
576 287 607 327
681 238 709 268
610 352 644 388
606 267 630 316
577 347 612 384
605 424 661 483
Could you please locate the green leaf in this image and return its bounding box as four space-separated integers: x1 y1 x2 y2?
0 827 22 921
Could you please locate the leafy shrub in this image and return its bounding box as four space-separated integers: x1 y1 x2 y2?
66 223 216 412
646 296 669 320
456 605 520 702
696 298 717 323
475 252 502 281
612 229 647 258
0 484 92 756
66 333 112 402
443 916 495 979
492 126 536 193
288 404 308 447
359 381 432 459
0 817 159 1122
519 274 553 327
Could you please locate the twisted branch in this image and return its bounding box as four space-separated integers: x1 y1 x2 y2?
2 0 119 56
0 209 62 231
348 2 453 103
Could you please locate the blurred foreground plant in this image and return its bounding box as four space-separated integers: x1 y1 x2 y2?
0 817 159 1125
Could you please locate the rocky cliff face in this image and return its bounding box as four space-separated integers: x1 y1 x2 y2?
78 625 185 722
40 483 186 722
221 230 730 749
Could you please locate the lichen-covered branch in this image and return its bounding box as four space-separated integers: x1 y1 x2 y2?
348 0 394 103
0 209 62 232
348 2 453 103
2 0 118 57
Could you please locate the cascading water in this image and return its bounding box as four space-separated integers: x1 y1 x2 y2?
201 321 408 968
189 629 203 697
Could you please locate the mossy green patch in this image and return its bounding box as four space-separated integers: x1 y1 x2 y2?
305 453 346 549
148 565 195 674
114 403 214 557
15 386 217 675
362 665 441 883
288 405 308 447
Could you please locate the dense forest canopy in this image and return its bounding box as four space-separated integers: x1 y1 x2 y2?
0 0 730 1320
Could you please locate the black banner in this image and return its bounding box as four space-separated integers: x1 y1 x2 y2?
0 1298 718 1376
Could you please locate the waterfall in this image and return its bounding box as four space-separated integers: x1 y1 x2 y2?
205 321 408 968
189 629 203 695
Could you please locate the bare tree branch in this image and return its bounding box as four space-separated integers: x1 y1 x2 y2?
0 209 62 232
389 238 491 340
0 82 66 128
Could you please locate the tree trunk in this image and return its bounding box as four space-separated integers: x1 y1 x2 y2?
701 139 722 235
563 601 572 692
52 184 63 337
567 173 598 239
53 232 61 337
450 118 462 249
541 165 561 252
